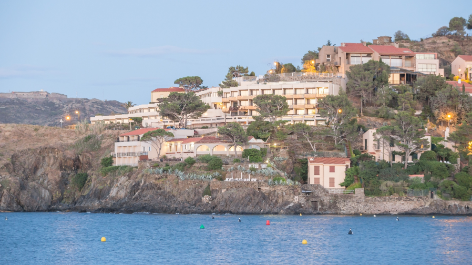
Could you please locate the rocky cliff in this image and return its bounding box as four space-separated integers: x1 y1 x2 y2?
1 142 472 215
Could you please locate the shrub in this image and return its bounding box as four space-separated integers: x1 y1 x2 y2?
233 158 241 163
100 155 113 167
249 166 257 172
172 162 187 171
272 176 286 183
72 173 88 191
420 151 437 161
453 185 470 201
260 148 267 158
100 166 133 176
202 184 211 197
207 156 223 170
184 157 196 166
201 126 209 129
152 163 160 167
454 172 472 189
242 149 263 162
72 134 102 154
346 182 362 191
340 166 359 187
378 167 409 182
197 154 213 163
353 149 361 156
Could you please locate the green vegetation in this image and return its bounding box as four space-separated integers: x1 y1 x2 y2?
218 122 248 156
141 129 174 158
207 156 223 170
242 149 263 162
72 134 102 154
72 173 88 191
100 166 133 176
253 94 289 122
232 158 241 163
220 66 249 88
184 157 196 166
174 76 203 92
100 155 113 167
202 184 211 197
157 92 210 128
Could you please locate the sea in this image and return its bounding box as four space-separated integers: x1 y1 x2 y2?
0 212 471 264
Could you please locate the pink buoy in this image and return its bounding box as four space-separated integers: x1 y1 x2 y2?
266 220 270 225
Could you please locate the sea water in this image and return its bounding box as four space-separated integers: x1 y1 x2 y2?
1 212 471 264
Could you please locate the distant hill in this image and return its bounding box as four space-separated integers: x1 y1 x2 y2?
0 92 127 126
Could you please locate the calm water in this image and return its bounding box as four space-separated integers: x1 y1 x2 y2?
1 212 471 264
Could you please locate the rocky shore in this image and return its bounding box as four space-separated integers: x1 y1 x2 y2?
1 145 472 215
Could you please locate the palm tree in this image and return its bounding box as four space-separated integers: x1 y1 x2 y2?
123 101 135 110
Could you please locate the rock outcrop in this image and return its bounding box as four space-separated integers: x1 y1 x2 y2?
1 145 472 215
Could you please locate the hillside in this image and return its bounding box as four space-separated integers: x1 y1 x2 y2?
0 96 127 126
399 35 472 68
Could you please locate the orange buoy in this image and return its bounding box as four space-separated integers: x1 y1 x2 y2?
266 220 270 225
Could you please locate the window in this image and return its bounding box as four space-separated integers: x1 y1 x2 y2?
296 99 305 105
326 54 331 62
240 91 248 96
314 178 320 184
274 90 283 95
416 54 435 60
285 89 293 95
364 139 367 150
295 89 304 95
286 99 293 105
296 109 305 115
392 152 396 161
329 166 335 172
240 101 249 106
149 147 151 151
329 178 335 187
417 63 437 72
350 55 361 65
314 166 320 175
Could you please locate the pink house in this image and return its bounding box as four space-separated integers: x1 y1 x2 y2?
307 157 350 189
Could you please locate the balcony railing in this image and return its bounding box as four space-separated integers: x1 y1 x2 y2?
114 152 148 157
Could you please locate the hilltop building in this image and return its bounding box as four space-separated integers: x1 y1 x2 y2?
317 36 444 85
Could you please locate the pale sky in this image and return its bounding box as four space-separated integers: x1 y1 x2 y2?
0 0 470 104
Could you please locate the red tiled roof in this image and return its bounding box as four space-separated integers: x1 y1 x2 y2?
458 55 472 61
308 157 350 164
151 87 185 93
369 45 414 55
120 128 159 137
338 43 373 53
447 81 472 88
168 137 203 144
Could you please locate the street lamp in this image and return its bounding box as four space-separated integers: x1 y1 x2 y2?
338 109 342 114
447 114 452 127
75 110 80 122
60 119 63 128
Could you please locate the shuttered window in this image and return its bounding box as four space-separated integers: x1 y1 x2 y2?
314 166 320 175
314 178 320 185
329 178 335 187
329 166 335 172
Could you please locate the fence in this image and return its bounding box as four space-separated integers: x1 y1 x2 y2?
407 188 436 197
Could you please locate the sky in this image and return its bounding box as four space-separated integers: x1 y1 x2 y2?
0 0 471 105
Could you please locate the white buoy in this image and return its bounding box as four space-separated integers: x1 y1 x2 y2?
374 215 376 217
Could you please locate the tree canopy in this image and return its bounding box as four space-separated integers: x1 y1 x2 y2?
141 129 174 158
433 26 451 37
217 122 248 156
449 17 467 35
158 92 210 128
301 50 318 65
220 66 249 88
318 92 359 146
346 60 390 116
253 94 289 122
281 63 296 73
394 30 410 41
468 14 472 30
429 86 472 125
377 111 429 169
174 76 203 92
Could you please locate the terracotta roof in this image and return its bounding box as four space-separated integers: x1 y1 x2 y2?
168 137 203 144
369 45 414 55
338 43 373 53
308 157 350 164
447 81 472 88
120 128 159 137
151 87 185 93
458 55 472 61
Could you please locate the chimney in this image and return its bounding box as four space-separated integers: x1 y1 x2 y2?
341 43 345 47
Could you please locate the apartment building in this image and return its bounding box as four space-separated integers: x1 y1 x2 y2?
151 87 185 103
91 73 343 128
307 157 350 189
451 55 472 80
317 37 444 86
361 129 431 163
114 128 196 166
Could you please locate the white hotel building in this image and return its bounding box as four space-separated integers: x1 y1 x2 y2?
90 73 344 128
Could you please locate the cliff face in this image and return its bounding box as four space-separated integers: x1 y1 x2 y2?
1 145 472 215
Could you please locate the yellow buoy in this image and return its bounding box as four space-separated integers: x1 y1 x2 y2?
300 213 302 216
101 237 106 242
432 216 435 218
360 213 362 216
302 239 307 245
